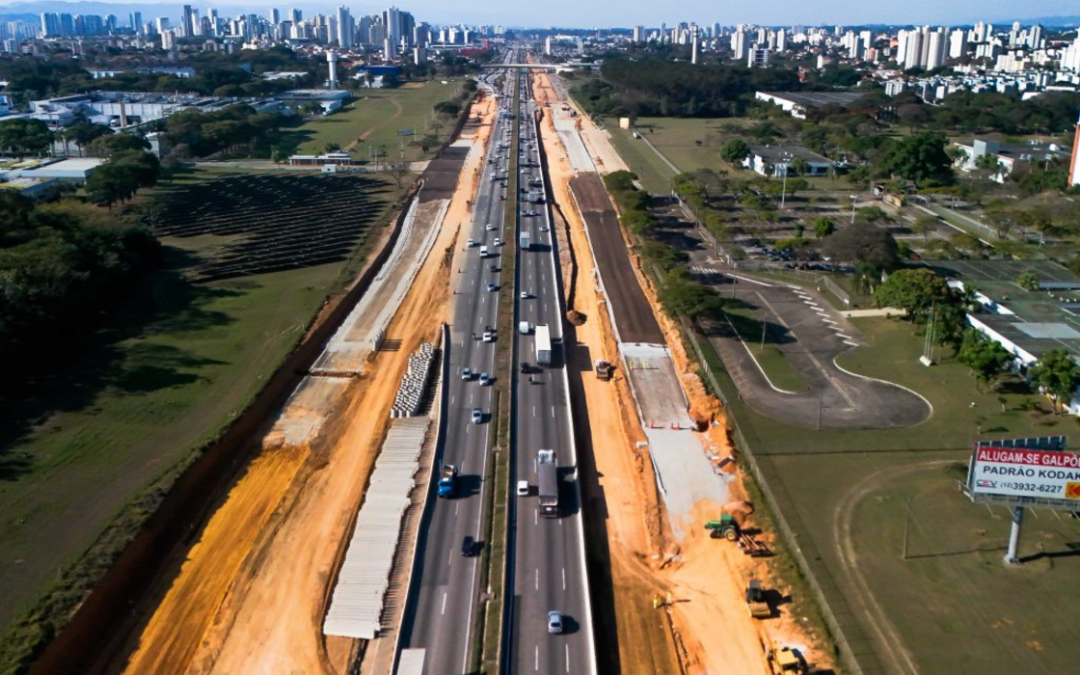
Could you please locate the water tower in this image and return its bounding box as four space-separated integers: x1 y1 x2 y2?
327 50 339 89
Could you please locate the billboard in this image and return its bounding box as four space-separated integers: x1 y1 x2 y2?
970 446 1080 501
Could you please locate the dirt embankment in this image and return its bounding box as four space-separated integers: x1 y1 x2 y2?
533 69 833 675
99 94 496 675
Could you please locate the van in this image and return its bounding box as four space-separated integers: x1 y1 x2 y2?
480 246 489 258
519 321 533 334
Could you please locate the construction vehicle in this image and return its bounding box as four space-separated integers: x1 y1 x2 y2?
745 579 771 619
594 360 614 381
766 642 808 675
704 514 772 557
437 464 458 498
704 514 740 541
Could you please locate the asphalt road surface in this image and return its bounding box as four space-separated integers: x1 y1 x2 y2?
506 71 594 675
399 63 516 675
569 174 663 345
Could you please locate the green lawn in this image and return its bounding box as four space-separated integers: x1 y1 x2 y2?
605 125 674 194
721 305 808 393
0 179 398 670
281 80 469 162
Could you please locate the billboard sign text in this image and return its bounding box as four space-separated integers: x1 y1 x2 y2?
970 446 1080 501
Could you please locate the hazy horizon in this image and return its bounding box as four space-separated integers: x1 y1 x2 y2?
3 0 1080 28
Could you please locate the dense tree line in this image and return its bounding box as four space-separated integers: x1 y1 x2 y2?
577 59 801 118
0 192 160 375
0 48 320 101
160 103 288 158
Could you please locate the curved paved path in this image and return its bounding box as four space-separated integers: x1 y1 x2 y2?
700 273 931 430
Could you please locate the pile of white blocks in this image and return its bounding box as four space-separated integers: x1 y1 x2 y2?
390 342 436 418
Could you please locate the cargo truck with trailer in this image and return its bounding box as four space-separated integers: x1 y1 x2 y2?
534 324 552 365
537 450 558 517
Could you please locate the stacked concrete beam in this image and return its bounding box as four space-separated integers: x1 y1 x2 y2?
323 418 431 639
390 342 436 418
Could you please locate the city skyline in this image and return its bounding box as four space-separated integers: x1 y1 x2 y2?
2 0 1080 28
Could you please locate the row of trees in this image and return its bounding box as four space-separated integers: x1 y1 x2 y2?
160 103 288 158
604 170 730 321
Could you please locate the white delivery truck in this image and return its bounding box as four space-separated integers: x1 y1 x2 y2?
518 321 533 334
534 324 552 365
519 231 531 250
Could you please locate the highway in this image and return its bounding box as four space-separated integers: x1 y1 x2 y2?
398 54 516 674
505 69 595 674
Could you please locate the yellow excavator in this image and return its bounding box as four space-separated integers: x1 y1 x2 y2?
766 641 808 675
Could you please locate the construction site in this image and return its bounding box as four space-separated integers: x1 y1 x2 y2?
19 62 834 675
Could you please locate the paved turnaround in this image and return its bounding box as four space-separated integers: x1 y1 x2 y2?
506 71 595 675
398 67 515 674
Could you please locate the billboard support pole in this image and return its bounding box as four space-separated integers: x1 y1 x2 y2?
1004 506 1024 565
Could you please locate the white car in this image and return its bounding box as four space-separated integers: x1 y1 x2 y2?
520 291 530 299
461 367 473 380
486 223 496 231
516 480 529 497
467 238 476 247
482 331 495 343
479 372 491 386
493 238 502 247
471 408 484 424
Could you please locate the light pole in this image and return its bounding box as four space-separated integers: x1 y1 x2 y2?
778 154 791 210
850 195 858 224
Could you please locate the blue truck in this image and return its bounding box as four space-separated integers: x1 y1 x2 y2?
437 464 458 498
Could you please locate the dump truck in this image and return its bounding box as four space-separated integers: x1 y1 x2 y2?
594 360 614 381
745 579 771 619
534 324 552 365
519 231 531 251
537 450 558 517
437 464 458 498
766 642 808 675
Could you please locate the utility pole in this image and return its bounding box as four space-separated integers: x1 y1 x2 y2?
850 195 858 224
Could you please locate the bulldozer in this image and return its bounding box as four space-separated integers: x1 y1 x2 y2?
766 642 808 675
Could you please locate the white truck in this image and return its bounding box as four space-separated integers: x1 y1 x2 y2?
534 324 552 366
519 231 531 250
537 449 558 517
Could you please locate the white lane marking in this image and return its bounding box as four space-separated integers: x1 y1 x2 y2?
533 406 536 418
465 424 470 435
551 406 556 418
451 396 455 406
565 645 571 672
562 567 566 591
441 592 448 615
534 508 538 526
535 646 540 672
455 502 460 516
535 568 539 590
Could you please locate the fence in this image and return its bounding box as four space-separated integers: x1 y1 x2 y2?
681 317 876 675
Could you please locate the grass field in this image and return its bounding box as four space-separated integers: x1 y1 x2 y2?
280 80 468 162
690 313 1080 675
0 176 399 666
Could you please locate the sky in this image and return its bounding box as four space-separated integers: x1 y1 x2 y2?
2 0 1079 27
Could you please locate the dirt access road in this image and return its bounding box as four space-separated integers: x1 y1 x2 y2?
104 94 496 675
534 69 833 675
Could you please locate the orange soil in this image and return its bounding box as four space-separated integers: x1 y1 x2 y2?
111 95 496 675
533 70 831 675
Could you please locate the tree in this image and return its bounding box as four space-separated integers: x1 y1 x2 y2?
387 161 412 188
1016 271 1040 292
620 210 657 235
820 222 899 271
958 329 1012 391
85 151 160 208
910 214 938 241
788 157 809 176
883 132 954 185
721 138 751 165
855 206 890 225
1029 349 1080 414
874 268 970 346
0 118 52 156
433 100 462 118
657 269 727 320
974 151 1004 180
896 103 930 132
88 133 151 157
639 241 688 271
813 217 836 239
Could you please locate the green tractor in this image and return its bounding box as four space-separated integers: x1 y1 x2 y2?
704 514 741 541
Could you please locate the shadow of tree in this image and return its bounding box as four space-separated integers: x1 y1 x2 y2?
0 245 239 482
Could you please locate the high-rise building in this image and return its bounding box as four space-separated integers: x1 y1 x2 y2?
731 28 747 60
747 46 769 67
129 11 142 31
948 28 967 59
926 28 946 70
290 8 302 25
632 25 643 42
270 8 280 25
336 6 353 48
1069 115 1080 187
40 13 60 37
1027 24 1043 50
